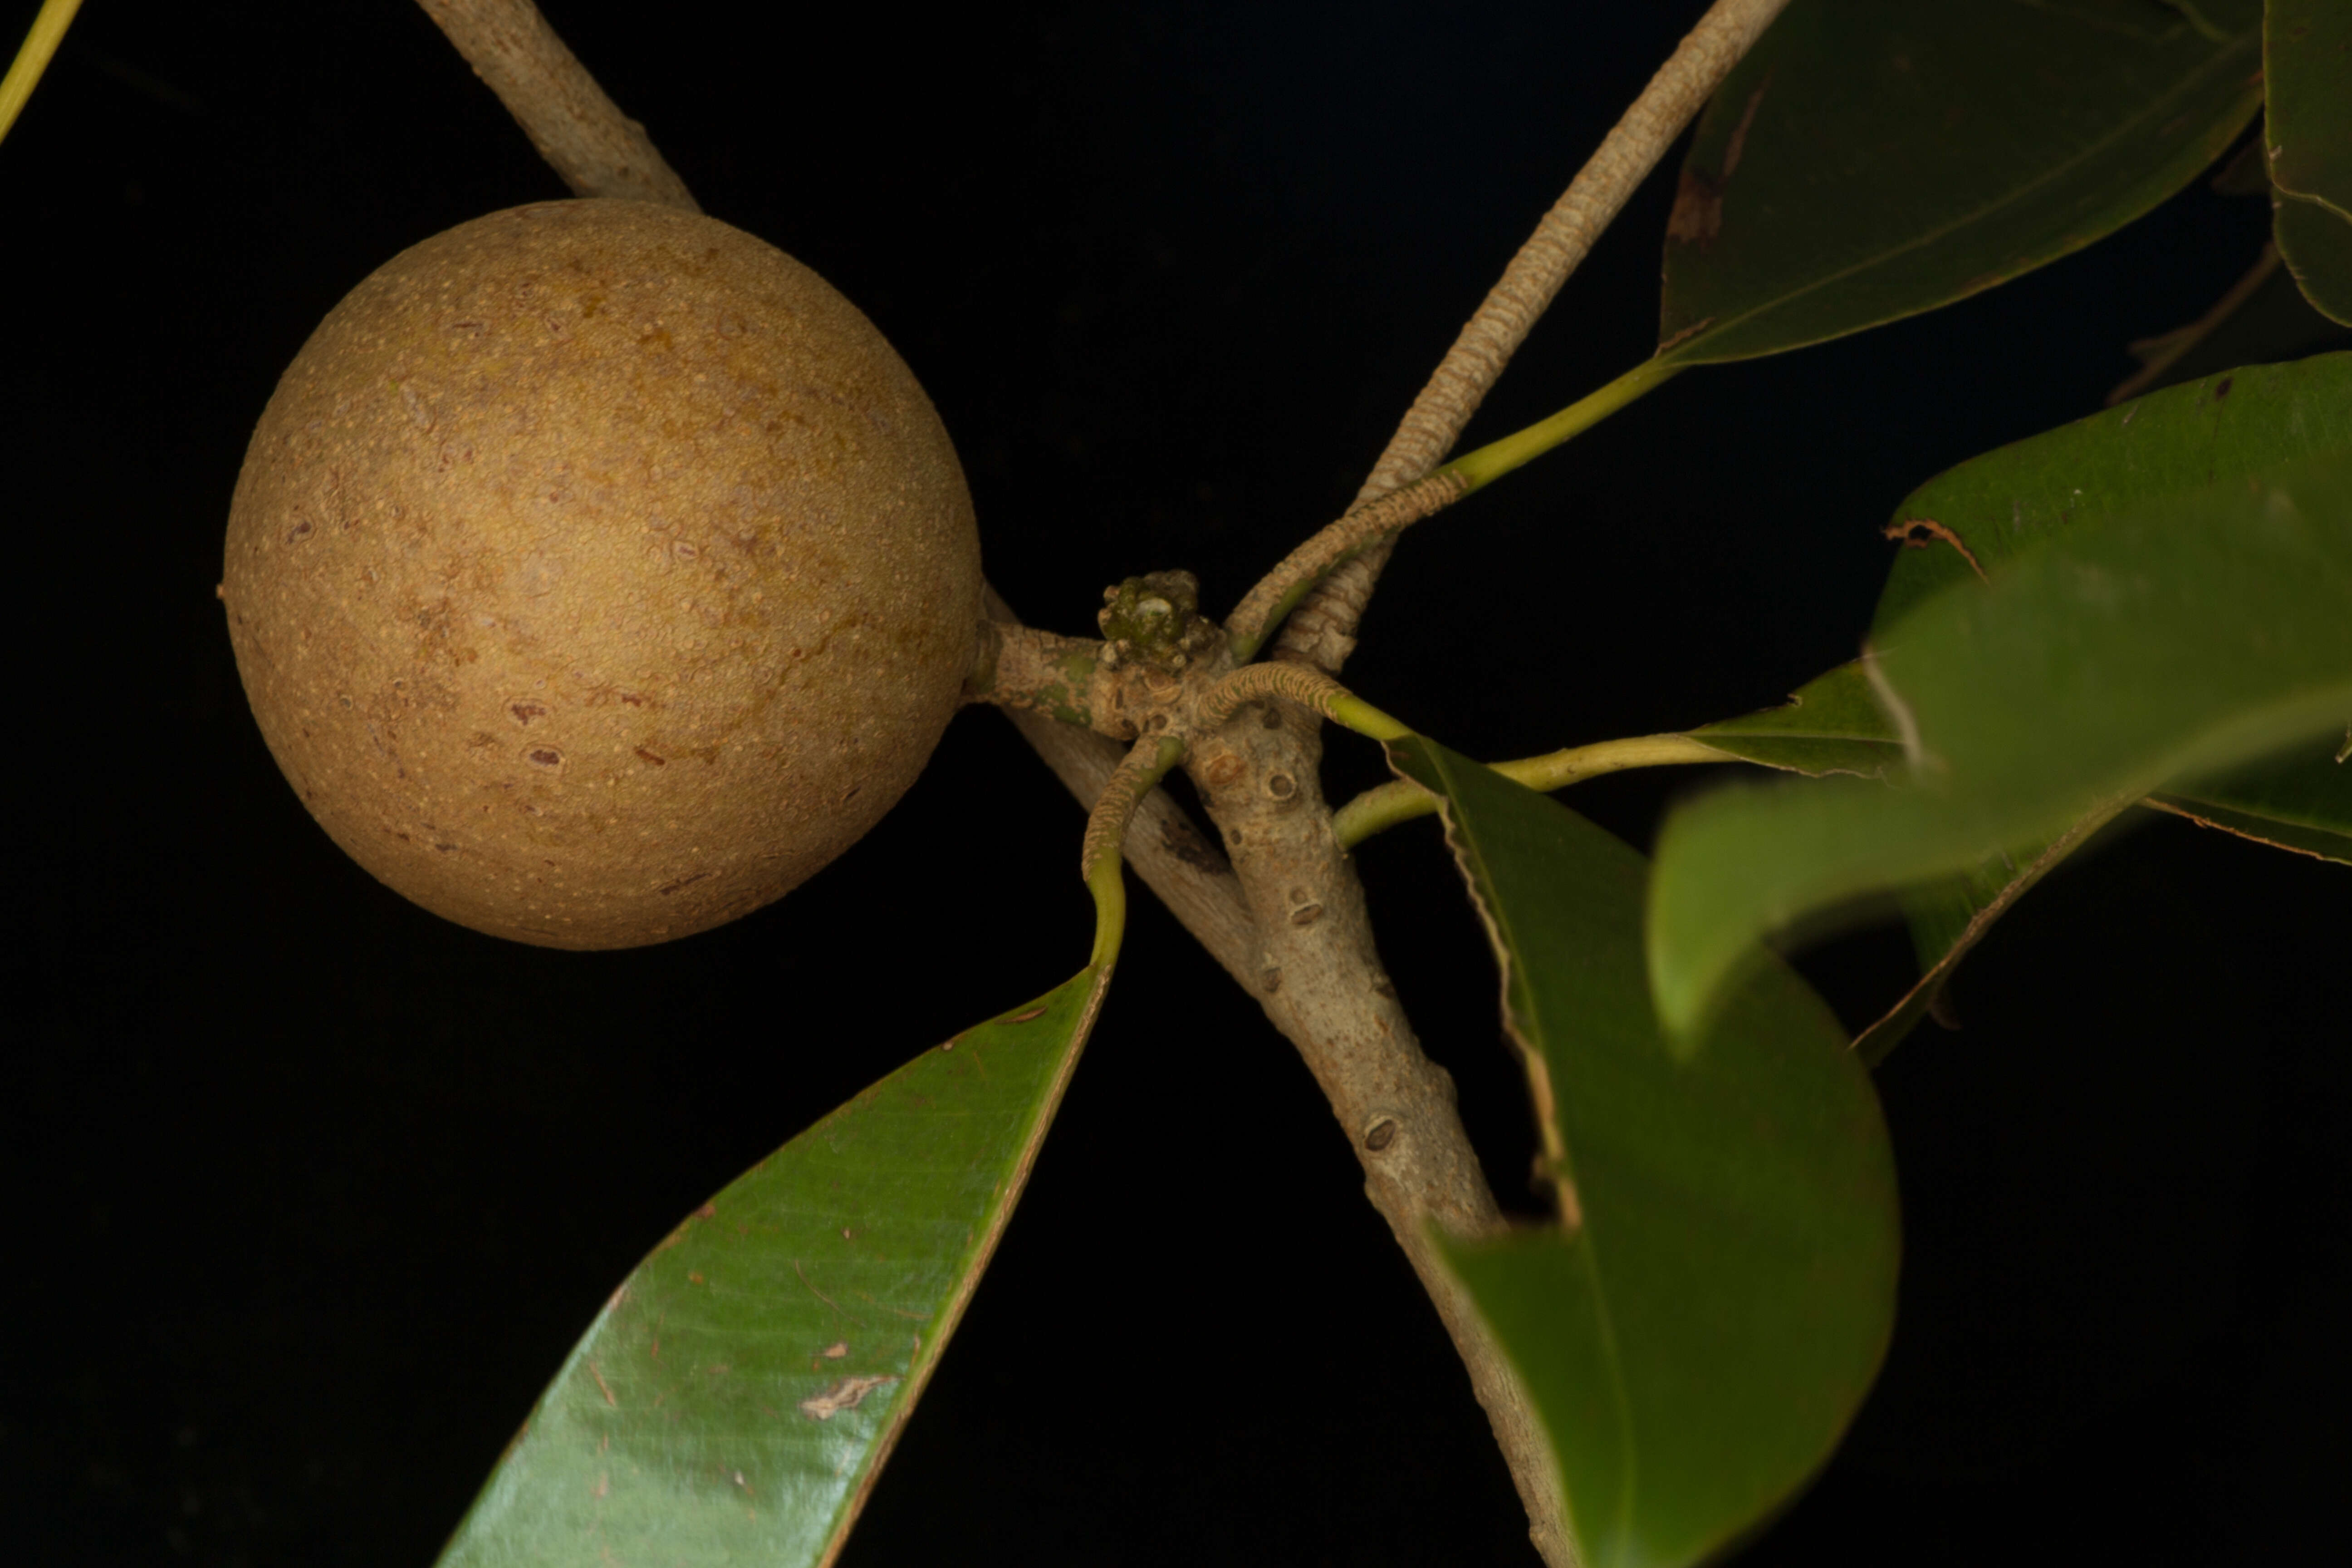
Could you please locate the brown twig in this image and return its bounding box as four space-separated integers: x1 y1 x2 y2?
415 0 698 211
410 5 1663 1559
990 603 1572 1558
1177 687 1575 1562
1272 0 1793 672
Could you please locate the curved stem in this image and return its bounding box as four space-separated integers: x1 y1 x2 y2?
1273 0 1794 673
1079 734 1187 968
1225 472 1467 664
0 0 83 149
1085 852 1128 973
1335 733 1734 849
1197 662 1410 744
1225 358 1676 668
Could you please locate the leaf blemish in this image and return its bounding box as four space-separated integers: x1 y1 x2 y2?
1664 81 1767 251
1882 517 1988 580
1665 167 1724 246
1721 77 1770 180
798 1374 898 1421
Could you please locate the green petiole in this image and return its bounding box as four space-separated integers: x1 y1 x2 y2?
1336 732 1732 849
0 0 84 150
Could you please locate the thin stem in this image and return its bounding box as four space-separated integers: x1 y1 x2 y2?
414 0 698 210
1274 0 1794 672
991 612 1264 1000
1225 358 1676 668
1196 662 1410 743
1079 734 1187 969
1442 358 1683 495
1327 693 1411 745
1335 733 1734 849
0 0 84 149
1085 852 1128 973
1225 472 1469 664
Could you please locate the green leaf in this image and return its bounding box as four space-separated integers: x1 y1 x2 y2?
1647 453 2352 1041
1880 353 2352 623
1878 353 2352 877
1851 804 2132 1064
1389 737 1898 1568
1686 356 2352 1054
2266 0 2352 217
2264 2 2352 326
2153 735 2352 864
2104 242 2352 407
436 966 1112 1568
2277 197 2352 328
1686 661 1899 779
1689 662 2057 1062
1657 0 2261 365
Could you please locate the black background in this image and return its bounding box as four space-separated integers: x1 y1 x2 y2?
5 2 2347 1564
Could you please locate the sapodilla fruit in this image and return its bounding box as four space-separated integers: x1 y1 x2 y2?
222 199 982 949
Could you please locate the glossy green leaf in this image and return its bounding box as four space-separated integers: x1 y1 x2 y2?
1852 804 2132 1064
2104 242 2352 406
1647 452 2352 1041
436 965 1112 1568
2154 736 2352 864
1876 353 2352 867
1656 0 2260 365
1881 354 2352 621
1390 737 1898 1568
1687 661 2072 1060
2266 0 2352 324
1686 661 1899 779
2267 0 2352 216
2277 197 2352 328
1683 356 2352 1054
1685 687 2115 1061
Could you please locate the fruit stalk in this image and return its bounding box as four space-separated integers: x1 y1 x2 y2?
414 0 698 211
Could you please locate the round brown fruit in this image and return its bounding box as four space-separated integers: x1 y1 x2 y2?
222 199 982 949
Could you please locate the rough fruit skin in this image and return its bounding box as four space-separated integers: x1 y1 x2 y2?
223 200 981 949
